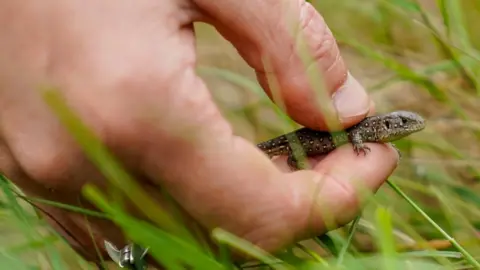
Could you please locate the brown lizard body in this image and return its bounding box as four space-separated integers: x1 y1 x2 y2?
257 110 426 169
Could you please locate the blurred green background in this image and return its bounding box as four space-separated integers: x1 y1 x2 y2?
2 0 480 269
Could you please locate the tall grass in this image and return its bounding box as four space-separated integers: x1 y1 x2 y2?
2 0 480 269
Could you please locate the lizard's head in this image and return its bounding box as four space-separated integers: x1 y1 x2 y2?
377 111 426 142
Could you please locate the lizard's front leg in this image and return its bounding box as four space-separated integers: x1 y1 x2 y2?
349 130 371 156
286 148 310 171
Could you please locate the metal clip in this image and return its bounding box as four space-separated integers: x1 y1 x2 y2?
104 240 149 269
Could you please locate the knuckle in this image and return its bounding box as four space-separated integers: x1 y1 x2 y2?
299 3 336 61
299 2 346 90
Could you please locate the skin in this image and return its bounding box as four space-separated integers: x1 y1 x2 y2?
0 0 398 265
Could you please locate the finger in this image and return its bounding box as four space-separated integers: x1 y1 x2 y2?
193 0 372 130
283 143 399 241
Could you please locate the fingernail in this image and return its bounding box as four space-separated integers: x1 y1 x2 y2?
332 73 370 121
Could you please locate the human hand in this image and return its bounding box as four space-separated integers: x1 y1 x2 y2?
0 0 399 265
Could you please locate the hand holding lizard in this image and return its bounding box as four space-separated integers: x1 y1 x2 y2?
0 0 399 264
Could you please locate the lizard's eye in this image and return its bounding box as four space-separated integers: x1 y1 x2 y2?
401 117 408 124
384 120 391 129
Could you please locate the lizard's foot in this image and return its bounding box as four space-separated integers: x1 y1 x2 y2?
353 144 371 156
390 143 402 158
389 143 402 166
287 155 309 171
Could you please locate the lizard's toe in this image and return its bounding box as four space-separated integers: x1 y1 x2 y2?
354 144 371 156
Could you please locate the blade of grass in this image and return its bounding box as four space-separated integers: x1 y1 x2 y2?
335 34 452 103
336 215 362 266
387 180 480 269
12 193 108 220
436 0 480 93
383 0 480 91
84 184 224 270
0 175 37 239
0 252 36 270
212 228 292 270
374 207 399 270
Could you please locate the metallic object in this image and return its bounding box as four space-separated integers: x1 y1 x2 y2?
104 240 149 269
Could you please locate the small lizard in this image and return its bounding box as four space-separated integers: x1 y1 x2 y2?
257 110 425 170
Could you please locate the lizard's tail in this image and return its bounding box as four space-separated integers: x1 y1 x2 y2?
256 135 290 158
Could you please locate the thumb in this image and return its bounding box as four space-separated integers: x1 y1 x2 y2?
194 0 372 130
